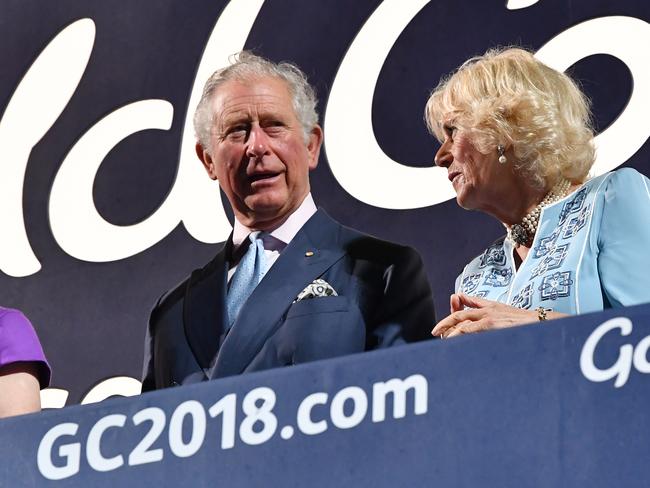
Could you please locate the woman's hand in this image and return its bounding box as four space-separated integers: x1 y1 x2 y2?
432 293 540 338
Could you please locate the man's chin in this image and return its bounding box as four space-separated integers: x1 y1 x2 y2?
242 200 293 229
247 199 284 216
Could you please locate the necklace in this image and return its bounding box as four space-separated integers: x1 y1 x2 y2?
507 178 571 247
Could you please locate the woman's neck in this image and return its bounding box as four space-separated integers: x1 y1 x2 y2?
481 181 549 228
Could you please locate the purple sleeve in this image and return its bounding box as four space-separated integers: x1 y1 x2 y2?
0 308 51 389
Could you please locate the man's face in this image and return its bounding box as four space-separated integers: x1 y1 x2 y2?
197 76 322 230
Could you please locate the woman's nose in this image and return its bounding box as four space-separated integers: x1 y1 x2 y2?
434 140 452 167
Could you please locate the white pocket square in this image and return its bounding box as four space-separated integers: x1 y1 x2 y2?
294 279 338 302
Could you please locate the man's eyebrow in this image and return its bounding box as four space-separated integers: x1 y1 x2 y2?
220 113 251 127
258 109 291 123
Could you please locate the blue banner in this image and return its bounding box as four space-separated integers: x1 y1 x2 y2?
1 305 649 487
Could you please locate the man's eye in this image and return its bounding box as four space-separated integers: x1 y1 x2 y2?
226 127 248 140
263 120 285 131
265 126 285 135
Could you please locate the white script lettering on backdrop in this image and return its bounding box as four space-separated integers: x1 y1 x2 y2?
1 0 264 277
506 0 540 10
325 13 650 209
40 376 142 409
0 19 94 277
1 4 648 276
580 317 650 388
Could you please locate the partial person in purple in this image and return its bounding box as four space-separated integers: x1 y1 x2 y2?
0 307 50 418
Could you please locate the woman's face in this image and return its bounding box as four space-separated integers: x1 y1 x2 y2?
434 124 507 211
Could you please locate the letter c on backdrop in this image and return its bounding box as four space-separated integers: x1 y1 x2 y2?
326 10 650 210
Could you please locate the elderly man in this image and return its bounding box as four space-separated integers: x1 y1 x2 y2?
142 52 434 390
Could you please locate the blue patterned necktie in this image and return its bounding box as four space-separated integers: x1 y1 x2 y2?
226 232 268 328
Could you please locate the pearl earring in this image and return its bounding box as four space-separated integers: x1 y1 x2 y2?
497 145 507 164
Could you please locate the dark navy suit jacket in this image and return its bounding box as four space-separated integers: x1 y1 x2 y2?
141 209 435 391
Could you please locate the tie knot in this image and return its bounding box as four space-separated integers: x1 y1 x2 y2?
248 231 268 253
248 231 286 252
249 231 263 242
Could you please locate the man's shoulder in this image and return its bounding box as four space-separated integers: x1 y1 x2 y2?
314 210 421 265
152 242 227 318
345 229 419 264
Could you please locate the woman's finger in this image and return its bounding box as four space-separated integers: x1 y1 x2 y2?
446 319 490 337
450 293 463 313
432 309 484 336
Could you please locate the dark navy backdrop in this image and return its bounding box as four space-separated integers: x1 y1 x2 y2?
0 0 648 404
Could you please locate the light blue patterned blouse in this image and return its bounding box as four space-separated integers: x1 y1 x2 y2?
455 168 650 314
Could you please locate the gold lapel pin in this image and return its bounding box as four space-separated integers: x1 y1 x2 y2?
305 251 314 257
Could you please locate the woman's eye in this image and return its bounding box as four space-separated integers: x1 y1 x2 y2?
444 125 457 137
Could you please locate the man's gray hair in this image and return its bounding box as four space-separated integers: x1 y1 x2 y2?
193 51 319 151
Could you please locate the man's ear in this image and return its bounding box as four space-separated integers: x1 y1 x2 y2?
306 125 323 171
196 142 218 180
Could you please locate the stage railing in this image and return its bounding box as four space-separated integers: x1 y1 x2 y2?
2 304 649 487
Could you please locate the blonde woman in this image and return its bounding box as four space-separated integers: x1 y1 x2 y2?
427 48 650 339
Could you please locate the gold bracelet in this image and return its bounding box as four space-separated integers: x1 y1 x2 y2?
536 307 552 321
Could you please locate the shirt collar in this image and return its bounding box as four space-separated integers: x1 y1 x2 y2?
232 193 317 249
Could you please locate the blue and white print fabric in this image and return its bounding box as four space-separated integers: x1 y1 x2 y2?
455 168 650 314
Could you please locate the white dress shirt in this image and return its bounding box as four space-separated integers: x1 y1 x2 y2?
228 193 317 281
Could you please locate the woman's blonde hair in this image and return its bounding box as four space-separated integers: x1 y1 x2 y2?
425 47 595 188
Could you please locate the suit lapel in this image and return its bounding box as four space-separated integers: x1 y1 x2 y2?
183 240 231 378
210 210 345 379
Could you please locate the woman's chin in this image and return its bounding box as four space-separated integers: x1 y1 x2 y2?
455 191 477 211
454 189 468 209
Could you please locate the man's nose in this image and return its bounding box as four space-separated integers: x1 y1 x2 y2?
246 126 270 159
434 139 452 168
